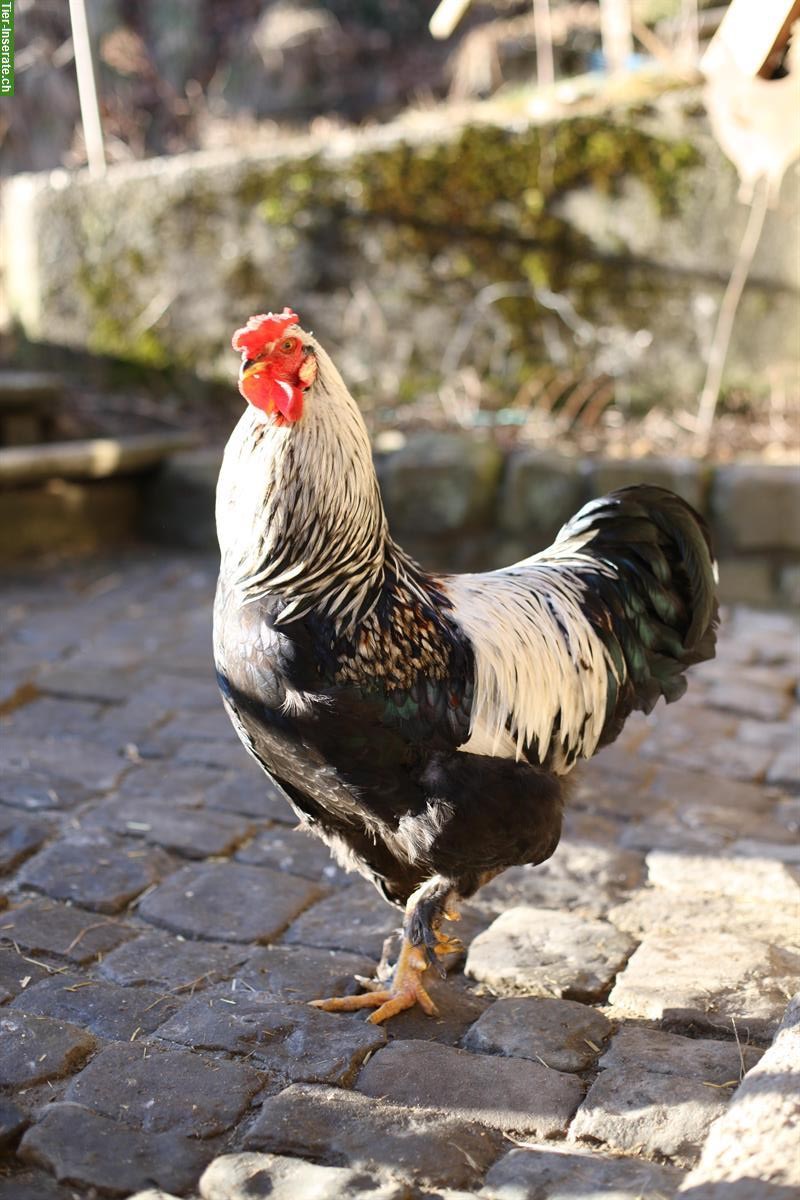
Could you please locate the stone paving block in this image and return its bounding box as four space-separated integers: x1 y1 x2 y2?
18 834 174 914
356 1039 583 1135
738 713 800 756
431 1191 482 1200
139 861 325 943
159 707 242 744
0 735 127 793
127 673 219 716
730 633 800 670
283 880 400 958
569 1063 730 1166
117 761 227 799
99 931 248 990
0 945 49 1003
481 1143 684 1200
637 712 774 782
776 794 800 838
617 773 793 855
0 1011 96 1085
466 906 636 1001
90 699 166 755
205 768 296 822
677 994 800 1199
0 811 51 872
243 1083 503 1190
561 806 622 846
647 848 800 905
236 943 377 1002
732 838 800 864
608 889 800 950
0 1097 28 1147
0 899 134 963
235 826 350 884
0 1171 76 1200
599 1026 762 1084
646 765 777 816
608 931 800 1038
584 733 658 776
36 665 135 704
768 744 800 790
621 797 794 855
199 1152 406 1200
18 1102 212 1197
0 770 89 812
175 737 255 772
87 795 255 859
618 817 726 855
120 1191 183 1200
463 996 612 1073
711 682 794 723
467 841 644 920
64 1042 265 1137
10 974 183 1041
155 993 385 1085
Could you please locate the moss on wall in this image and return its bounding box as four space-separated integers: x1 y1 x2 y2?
18 91 793 406
67 110 699 369
350 116 699 234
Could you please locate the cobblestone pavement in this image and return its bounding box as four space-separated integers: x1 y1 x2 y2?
0 551 798 1200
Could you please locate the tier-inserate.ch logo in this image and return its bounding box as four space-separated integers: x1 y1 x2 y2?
1 0 13 98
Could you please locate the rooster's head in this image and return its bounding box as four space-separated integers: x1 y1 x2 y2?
232 308 317 425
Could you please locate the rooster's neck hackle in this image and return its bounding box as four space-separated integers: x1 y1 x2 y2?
216 337 389 628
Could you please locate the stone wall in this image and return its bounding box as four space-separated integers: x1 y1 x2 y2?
2 85 798 412
144 437 800 608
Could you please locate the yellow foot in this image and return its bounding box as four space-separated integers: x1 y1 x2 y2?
309 940 437 1024
432 928 464 958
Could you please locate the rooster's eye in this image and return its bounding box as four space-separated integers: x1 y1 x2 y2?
278 338 297 354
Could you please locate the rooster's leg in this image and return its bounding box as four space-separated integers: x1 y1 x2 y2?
309 876 459 1024
309 937 436 1022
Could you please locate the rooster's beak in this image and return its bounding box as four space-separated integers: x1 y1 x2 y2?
241 361 265 385
239 359 275 414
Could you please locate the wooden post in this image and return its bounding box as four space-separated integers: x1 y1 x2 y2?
599 0 634 74
429 0 473 41
679 0 700 65
68 0 106 177
533 0 555 88
702 0 800 78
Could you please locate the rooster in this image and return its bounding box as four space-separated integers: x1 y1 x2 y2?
214 308 718 1023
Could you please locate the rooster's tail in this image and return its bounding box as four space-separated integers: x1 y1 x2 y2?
558 484 719 746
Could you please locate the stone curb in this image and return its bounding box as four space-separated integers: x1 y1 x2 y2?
142 438 800 607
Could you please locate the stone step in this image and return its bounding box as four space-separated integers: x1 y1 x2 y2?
0 431 199 487
0 371 65 446
0 430 201 560
0 371 64 408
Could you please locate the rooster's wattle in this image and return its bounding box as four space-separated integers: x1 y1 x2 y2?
213 308 718 1022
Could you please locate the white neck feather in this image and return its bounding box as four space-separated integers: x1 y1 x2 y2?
216 339 387 626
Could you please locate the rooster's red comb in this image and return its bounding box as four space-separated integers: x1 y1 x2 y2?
231 308 300 357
